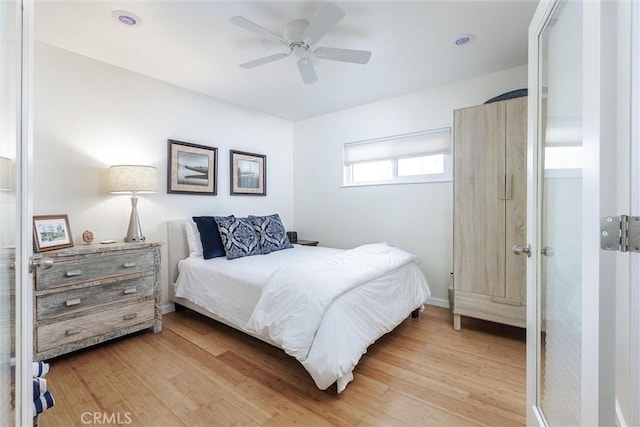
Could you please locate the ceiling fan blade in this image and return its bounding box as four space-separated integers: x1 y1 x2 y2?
301 2 345 46
229 16 289 47
297 58 318 84
314 47 371 64
239 52 289 69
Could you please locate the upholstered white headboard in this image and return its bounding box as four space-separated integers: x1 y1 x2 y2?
166 220 190 293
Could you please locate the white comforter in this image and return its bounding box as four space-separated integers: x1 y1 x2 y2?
246 243 430 391
247 243 420 360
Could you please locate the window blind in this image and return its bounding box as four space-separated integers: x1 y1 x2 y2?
343 127 451 165
544 116 582 147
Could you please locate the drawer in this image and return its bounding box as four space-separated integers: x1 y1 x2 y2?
36 300 154 352
35 250 155 290
36 275 154 320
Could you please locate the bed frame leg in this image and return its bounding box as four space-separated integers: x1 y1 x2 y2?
411 308 419 319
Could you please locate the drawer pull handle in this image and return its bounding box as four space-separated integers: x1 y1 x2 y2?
65 298 81 307
123 287 137 295
123 262 137 268
66 328 81 336
65 269 82 277
123 313 137 321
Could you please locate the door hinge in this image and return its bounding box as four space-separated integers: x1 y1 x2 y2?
601 215 640 253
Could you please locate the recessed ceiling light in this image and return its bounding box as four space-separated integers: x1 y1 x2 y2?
454 34 475 46
111 10 142 27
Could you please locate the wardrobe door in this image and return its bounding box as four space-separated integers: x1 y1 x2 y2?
504 96 528 306
453 102 506 297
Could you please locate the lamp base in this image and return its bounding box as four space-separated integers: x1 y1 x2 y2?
125 195 145 243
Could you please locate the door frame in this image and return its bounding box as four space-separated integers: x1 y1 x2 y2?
630 1 640 425
525 1 552 423
15 0 34 425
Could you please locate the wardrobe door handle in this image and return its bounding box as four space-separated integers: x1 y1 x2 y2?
505 174 513 200
123 287 137 295
65 298 81 307
65 328 81 336
123 262 136 268
123 313 137 321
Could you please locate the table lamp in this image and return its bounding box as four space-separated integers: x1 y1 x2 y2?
109 165 158 242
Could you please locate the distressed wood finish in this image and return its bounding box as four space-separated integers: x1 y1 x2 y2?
453 97 527 329
37 275 154 319
37 301 155 352
40 306 526 427
36 248 155 290
33 242 162 360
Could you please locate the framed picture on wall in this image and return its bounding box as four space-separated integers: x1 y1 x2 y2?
167 139 217 195
230 150 266 196
33 214 74 252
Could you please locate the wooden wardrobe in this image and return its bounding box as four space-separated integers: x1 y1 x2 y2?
452 96 527 330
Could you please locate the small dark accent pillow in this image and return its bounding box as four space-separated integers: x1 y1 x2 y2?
192 216 231 260
249 214 293 254
214 216 261 260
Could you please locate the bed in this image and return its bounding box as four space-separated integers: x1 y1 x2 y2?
167 219 431 392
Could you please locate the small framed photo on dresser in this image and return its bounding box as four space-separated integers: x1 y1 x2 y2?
33 214 74 252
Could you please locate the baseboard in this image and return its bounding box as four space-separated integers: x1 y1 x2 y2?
427 297 450 309
161 303 175 315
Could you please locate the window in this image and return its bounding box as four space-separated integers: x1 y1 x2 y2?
343 128 452 186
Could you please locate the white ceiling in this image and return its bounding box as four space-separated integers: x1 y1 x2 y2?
34 0 538 121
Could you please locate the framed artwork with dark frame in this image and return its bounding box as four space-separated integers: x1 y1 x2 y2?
230 150 266 196
167 139 217 195
33 214 74 252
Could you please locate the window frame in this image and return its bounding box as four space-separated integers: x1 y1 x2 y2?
342 128 452 187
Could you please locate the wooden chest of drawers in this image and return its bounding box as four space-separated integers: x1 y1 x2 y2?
33 242 161 360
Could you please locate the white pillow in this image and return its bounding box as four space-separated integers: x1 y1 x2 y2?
184 221 203 258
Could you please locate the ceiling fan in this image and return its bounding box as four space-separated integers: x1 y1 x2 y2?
229 2 371 84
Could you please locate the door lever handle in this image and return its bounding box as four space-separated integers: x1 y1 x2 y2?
512 243 531 257
29 255 54 273
541 246 555 257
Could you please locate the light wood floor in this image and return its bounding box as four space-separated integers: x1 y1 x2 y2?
40 306 526 427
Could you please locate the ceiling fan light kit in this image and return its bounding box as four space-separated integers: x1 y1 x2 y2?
230 2 372 85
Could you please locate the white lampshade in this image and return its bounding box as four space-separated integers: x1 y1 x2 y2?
0 156 14 191
110 165 158 194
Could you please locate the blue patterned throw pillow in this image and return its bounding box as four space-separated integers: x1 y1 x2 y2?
249 214 293 254
214 216 261 260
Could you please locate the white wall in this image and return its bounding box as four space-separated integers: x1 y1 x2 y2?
34 42 294 309
34 40 528 309
292 65 528 305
